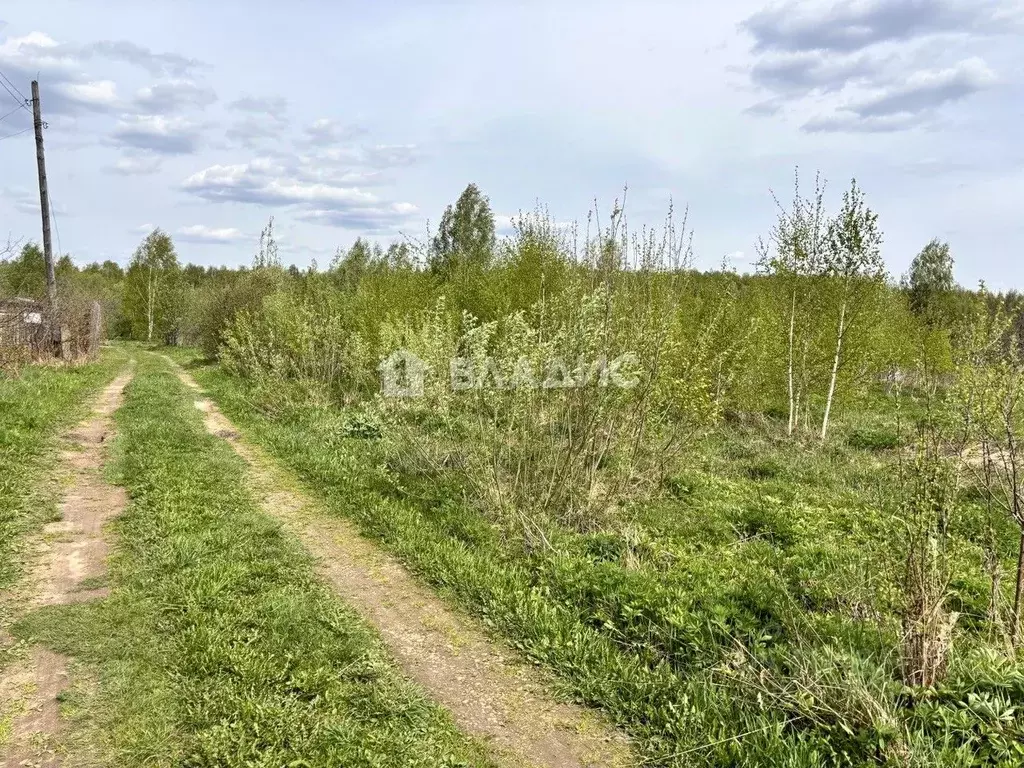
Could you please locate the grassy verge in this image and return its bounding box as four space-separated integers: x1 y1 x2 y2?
15 353 490 767
167 347 1024 767
0 349 126 597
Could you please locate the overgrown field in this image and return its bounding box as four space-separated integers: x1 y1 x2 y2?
15 354 491 767
172 345 1024 767
8 176 1024 764
153 183 1024 766
0 351 124 597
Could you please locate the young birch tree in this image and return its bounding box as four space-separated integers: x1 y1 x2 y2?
124 229 181 342
819 180 885 441
757 169 829 435
430 183 496 277
908 239 955 322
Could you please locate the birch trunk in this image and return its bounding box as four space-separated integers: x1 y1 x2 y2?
1011 427 1023 648
146 263 154 342
821 299 847 441
787 289 796 436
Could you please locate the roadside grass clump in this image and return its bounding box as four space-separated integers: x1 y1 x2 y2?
0 350 124 596
846 426 902 451
14 354 490 768
743 456 786 481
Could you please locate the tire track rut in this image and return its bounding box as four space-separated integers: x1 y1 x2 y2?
1 370 133 768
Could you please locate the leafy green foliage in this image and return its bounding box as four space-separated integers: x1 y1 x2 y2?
147 177 1020 763
909 239 956 321
756 173 893 439
1 243 58 298
121 228 182 342
431 183 496 277
150 173 1021 761
8 174 1020 765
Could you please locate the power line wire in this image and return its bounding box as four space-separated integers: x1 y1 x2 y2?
0 87 19 110
0 71 35 135
50 198 64 259
0 104 25 122
0 79 25 110
0 68 30 106
0 126 31 141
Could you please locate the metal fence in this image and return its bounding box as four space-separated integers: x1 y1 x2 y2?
0 296 102 371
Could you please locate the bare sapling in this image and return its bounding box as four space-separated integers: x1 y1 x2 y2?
899 421 960 687
819 179 885 441
756 169 829 437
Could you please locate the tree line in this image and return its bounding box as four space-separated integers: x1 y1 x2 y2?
0 177 1013 422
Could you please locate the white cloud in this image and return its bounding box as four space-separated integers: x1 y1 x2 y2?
0 31 63 66
851 57 996 117
60 79 118 108
0 32 113 115
749 50 890 96
1 5 1022 284
741 1 1012 132
0 31 209 117
742 0 1019 55
177 224 245 244
181 157 419 234
113 114 202 154
802 58 997 131
304 118 366 146
78 39 206 77
133 79 217 113
182 161 376 205
107 153 163 175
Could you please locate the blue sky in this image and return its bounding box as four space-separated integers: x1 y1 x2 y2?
0 1 1021 287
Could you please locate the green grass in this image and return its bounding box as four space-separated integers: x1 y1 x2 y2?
0 350 126 596
15 353 491 768
167 347 1024 767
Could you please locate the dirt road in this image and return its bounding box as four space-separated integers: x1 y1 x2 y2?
175 362 631 768
0 370 132 768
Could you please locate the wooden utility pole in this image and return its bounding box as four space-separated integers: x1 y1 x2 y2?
31 80 60 354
